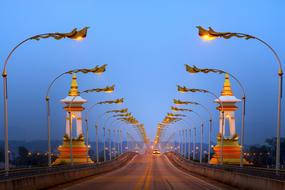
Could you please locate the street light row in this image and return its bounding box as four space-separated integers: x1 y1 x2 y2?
155 26 283 173
2 27 90 173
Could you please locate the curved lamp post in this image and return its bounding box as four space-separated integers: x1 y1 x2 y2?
172 108 205 163
197 26 283 171
45 64 106 167
106 115 119 160
2 27 89 173
113 119 132 155
68 86 114 165
177 86 225 165
180 120 194 160
166 113 188 157
84 98 123 162
174 99 213 163
104 116 117 160
112 113 132 155
185 65 246 167
103 108 128 160
169 108 196 159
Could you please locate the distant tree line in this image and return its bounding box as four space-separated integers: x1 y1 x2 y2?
0 146 57 167
246 137 285 167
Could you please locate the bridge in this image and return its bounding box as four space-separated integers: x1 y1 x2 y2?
1 2 285 189
1 150 285 190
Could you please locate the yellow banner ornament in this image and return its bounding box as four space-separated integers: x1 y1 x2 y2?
185 64 224 74
82 85 115 93
106 108 128 113
173 99 198 105
32 27 89 41
67 64 107 75
97 98 124 105
177 85 208 93
171 106 192 112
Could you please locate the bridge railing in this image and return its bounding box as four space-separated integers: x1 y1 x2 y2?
166 151 285 181
0 151 137 181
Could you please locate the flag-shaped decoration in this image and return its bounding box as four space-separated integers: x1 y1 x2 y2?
113 113 131 117
197 26 254 40
106 108 128 113
171 106 192 112
83 85 115 93
177 85 208 93
32 27 89 41
120 116 139 124
173 99 199 105
167 112 186 117
67 64 107 75
97 98 124 105
185 64 223 74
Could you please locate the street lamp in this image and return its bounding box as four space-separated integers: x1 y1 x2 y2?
104 108 128 160
197 26 283 172
184 64 246 166
174 99 213 163
167 110 195 159
45 64 106 167
68 86 114 165
84 98 123 163
177 86 225 165
172 107 205 163
166 113 188 157
2 27 89 174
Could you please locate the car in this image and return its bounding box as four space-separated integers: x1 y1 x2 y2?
152 149 161 155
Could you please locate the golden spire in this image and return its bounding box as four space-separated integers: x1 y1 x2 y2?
221 73 233 96
68 73 79 96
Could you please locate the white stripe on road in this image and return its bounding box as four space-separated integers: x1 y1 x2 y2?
164 155 222 190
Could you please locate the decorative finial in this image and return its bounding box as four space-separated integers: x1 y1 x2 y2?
68 73 79 96
221 73 233 96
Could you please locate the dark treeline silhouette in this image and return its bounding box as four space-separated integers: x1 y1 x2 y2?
246 138 285 167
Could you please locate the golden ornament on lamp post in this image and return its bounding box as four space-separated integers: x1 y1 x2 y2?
177 85 225 165
174 98 213 163
102 108 129 160
2 27 89 174
82 97 123 163
197 26 283 172
170 107 205 163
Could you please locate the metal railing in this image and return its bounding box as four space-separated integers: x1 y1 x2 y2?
167 152 285 181
0 152 137 181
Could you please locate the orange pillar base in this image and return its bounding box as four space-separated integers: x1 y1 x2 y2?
53 134 93 165
210 134 250 165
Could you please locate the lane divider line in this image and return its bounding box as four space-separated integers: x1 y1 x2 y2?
164 155 222 190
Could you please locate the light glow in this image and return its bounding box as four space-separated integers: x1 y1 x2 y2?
200 34 216 41
74 36 84 41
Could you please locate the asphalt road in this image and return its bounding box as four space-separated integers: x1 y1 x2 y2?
52 153 236 190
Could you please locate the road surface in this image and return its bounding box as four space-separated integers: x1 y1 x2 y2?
51 153 236 190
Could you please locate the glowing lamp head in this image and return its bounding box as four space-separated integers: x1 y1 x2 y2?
69 27 89 41
103 85 115 93
197 26 217 41
74 36 84 41
200 34 217 41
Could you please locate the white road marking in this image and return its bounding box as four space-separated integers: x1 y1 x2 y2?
164 155 223 190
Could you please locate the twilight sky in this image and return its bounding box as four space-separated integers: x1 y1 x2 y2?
0 0 284 145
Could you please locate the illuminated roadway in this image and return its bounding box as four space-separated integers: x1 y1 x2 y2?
51 152 236 190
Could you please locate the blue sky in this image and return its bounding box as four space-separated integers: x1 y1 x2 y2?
0 0 284 145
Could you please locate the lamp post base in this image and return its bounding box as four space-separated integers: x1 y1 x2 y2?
210 134 250 165
53 134 93 165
